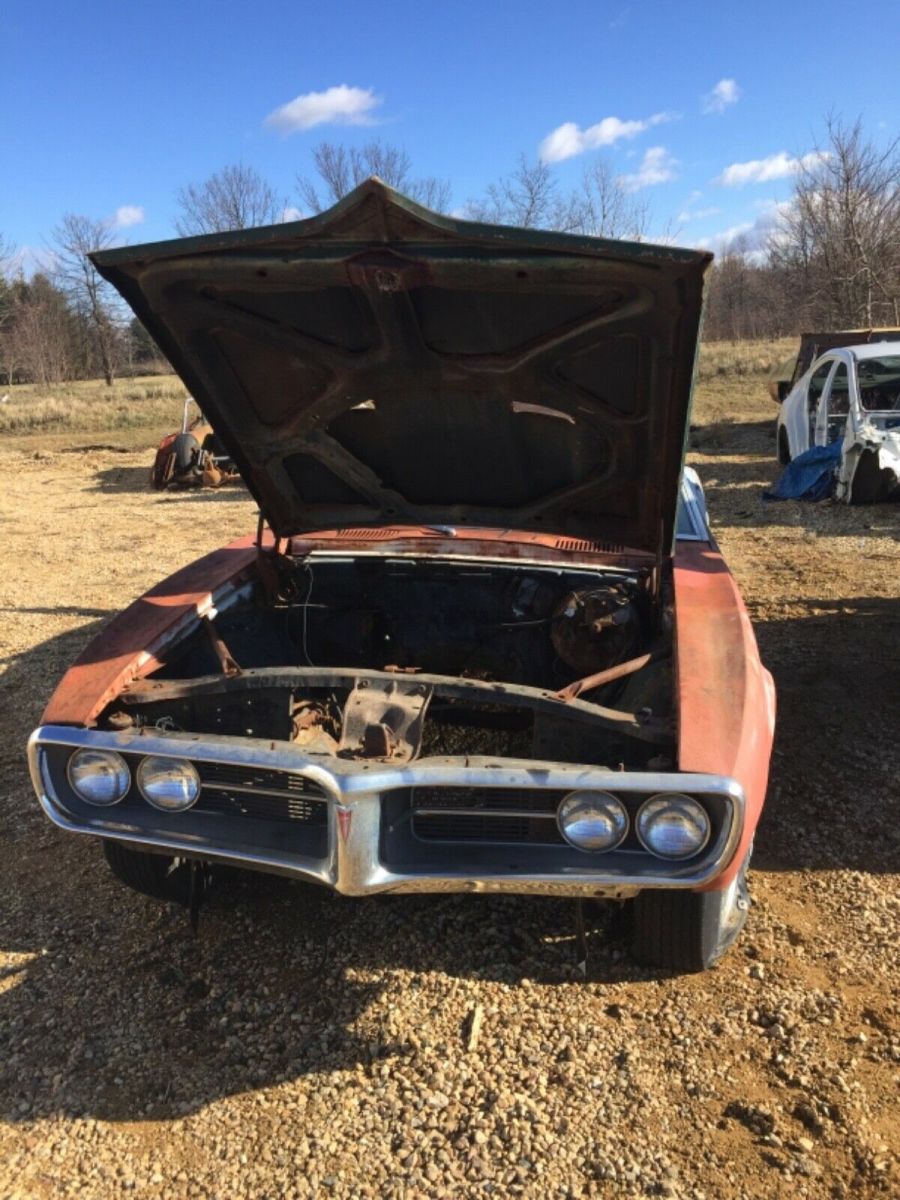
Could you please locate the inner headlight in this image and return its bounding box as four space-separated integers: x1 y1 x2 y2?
636 793 710 859
558 790 628 852
67 748 130 806
137 756 200 812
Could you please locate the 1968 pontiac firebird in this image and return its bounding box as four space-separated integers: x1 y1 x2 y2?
28 181 775 972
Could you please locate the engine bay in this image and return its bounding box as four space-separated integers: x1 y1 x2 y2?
104 555 676 770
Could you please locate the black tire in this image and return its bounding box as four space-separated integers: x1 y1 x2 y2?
201 432 225 458
103 840 192 906
172 432 200 475
630 849 751 972
848 447 897 504
777 426 791 465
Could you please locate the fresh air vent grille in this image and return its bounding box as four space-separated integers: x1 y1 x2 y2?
554 537 624 554
336 528 408 540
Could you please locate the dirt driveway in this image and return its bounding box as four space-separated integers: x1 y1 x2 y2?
0 412 897 1198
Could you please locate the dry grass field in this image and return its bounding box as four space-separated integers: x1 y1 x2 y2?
0 375 186 444
0 341 897 1198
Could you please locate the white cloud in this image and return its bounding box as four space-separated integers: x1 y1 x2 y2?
702 79 740 115
620 146 678 191
715 150 828 187
113 205 144 228
693 222 754 252
692 200 793 255
539 111 675 163
280 206 304 222
265 84 381 134
677 205 721 222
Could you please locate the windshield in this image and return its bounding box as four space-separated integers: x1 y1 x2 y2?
857 355 900 412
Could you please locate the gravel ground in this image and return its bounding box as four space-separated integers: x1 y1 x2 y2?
0 404 897 1199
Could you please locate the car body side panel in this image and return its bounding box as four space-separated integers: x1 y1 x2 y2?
42 536 260 727
779 377 812 459
673 541 775 890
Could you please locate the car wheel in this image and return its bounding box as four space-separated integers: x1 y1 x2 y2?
172 432 200 475
103 840 192 906
630 847 751 972
848 448 896 505
777 426 791 465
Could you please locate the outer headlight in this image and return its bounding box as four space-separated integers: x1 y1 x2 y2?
67 749 130 806
137 756 200 812
558 790 628 852
636 793 710 859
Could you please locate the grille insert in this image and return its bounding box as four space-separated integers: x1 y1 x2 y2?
410 786 566 845
196 762 328 825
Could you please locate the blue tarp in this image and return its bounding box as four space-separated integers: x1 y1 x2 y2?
765 440 842 501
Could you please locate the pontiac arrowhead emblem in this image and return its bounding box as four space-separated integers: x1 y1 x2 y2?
337 806 352 843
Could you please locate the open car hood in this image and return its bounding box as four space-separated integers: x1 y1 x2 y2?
93 180 711 553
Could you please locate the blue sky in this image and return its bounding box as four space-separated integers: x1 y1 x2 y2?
2 0 897 270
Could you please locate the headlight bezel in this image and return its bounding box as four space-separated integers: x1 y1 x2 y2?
557 789 629 853
66 748 131 807
635 792 711 860
136 755 201 813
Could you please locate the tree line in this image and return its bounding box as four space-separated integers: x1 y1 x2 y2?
2 115 898 387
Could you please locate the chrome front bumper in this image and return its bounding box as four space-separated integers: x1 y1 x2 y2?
29 725 744 898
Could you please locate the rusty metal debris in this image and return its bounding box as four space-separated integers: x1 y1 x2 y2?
119 665 673 744
338 677 434 763
204 618 241 676
554 651 661 704
291 698 341 754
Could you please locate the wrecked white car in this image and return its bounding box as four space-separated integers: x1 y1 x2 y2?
776 342 900 502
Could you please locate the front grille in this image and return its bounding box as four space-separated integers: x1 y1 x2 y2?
409 786 566 845
195 762 328 826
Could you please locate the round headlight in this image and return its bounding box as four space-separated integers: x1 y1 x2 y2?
137 756 200 812
67 748 130 806
636 793 710 859
558 790 628 852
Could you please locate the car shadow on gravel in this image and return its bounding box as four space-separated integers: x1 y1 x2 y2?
692 444 900 541
90 465 248 498
752 594 900 876
0 851 646 1125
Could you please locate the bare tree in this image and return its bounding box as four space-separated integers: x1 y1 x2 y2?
466 156 585 231
53 214 120 386
467 155 648 238
175 163 283 235
768 116 900 328
297 141 450 213
575 159 649 240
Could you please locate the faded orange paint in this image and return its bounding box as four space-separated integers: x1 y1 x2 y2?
42 535 261 727
673 541 776 891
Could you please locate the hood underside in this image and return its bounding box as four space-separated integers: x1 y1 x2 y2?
93 180 711 553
